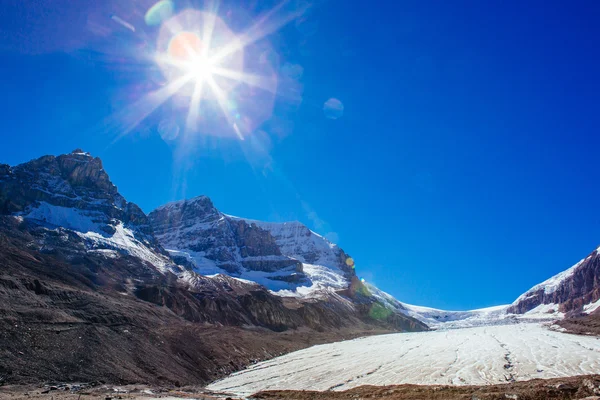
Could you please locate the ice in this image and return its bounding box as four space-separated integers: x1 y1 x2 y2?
208 323 600 396
271 263 349 298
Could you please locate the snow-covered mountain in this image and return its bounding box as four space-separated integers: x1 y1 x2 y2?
508 246 600 316
148 195 600 328
0 150 427 336
372 245 600 329
148 197 355 295
0 149 177 273
5 149 598 335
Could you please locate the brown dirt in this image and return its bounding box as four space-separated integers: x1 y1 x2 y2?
2 375 600 400
252 375 600 400
558 312 600 336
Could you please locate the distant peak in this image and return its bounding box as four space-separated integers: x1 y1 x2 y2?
152 195 215 213
188 195 211 202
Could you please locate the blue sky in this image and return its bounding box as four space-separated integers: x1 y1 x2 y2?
1 0 600 310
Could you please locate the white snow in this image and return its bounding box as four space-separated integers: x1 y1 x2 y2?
522 303 564 319
165 249 309 291
21 202 176 273
272 263 349 298
513 256 590 304
584 298 600 314
77 223 175 273
22 202 102 233
208 323 600 396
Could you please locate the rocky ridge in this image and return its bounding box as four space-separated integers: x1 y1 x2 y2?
148 197 356 294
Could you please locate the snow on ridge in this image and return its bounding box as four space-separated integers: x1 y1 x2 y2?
226 214 336 246
21 202 176 274
513 256 589 304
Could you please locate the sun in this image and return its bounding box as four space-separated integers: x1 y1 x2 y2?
166 31 216 84
111 5 304 144
189 55 215 81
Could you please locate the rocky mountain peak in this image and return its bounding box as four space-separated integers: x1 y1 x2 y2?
149 196 358 294
55 151 117 195
0 151 171 270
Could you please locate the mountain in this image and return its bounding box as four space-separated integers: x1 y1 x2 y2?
0 150 426 385
0 150 183 273
383 246 600 329
508 247 600 316
148 197 355 296
147 194 600 330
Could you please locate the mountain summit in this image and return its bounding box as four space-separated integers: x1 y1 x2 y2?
148 197 355 295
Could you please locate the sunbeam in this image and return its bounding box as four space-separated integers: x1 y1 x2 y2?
210 0 310 66
206 76 245 140
110 73 193 143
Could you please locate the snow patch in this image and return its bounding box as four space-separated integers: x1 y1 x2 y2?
522 303 564 319
583 298 600 314
22 202 102 233
77 223 175 273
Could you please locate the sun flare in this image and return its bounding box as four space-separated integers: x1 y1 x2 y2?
111 1 307 144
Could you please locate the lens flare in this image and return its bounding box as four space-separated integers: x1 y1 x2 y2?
324 98 344 119
145 0 174 26
108 0 309 150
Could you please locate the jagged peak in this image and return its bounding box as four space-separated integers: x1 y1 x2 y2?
152 195 216 213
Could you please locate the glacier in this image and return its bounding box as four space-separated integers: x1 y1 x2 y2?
208 323 600 396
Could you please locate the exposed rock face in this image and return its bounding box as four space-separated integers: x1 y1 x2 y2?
149 198 358 294
508 248 600 315
238 218 356 280
148 197 306 277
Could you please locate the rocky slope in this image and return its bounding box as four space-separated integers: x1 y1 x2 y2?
148 197 356 295
148 197 306 285
0 150 427 385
